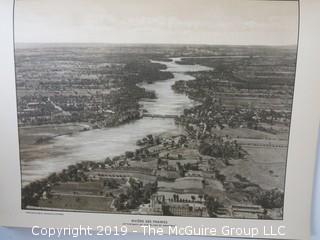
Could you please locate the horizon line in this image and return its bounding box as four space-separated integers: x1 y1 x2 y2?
15 42 298 48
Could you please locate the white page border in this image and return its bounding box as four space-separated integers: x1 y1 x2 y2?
0 0 319 239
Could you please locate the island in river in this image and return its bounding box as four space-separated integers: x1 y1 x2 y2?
15 44 296 219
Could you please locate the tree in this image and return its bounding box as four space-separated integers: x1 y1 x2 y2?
114 193 128 210
162 205 174 216
255 189 284 209
205 196 223 218
142 182 157 203
191 195 196 210
104 157 113 165
125 151 134 159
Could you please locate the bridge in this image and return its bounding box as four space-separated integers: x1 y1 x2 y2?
143 113 178 119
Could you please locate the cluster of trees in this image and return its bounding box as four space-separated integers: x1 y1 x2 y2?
255 188 284 209
124 61 173 84
22 180 50 208
113 178 157 211
174 162 201 177
136 134 161 146
199 137 245 160
21 162 95 208
225 174 284 210
204 195 224 218
178 99 281 134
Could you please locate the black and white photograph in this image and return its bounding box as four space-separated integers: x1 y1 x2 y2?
14 0 299 220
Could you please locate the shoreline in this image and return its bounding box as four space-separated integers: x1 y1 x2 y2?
20 53 287 219
19 57 192 185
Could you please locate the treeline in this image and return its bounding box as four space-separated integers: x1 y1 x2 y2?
21 161 100 208
123 60 173 84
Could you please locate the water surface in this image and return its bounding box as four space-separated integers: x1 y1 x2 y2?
21 58 212 185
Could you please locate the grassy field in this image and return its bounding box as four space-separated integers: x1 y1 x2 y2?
221 145 286 190
38 194 114 212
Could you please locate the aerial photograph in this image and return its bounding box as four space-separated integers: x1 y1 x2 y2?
14 0 298 219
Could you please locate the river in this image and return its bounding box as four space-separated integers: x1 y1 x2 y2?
21 58 212 186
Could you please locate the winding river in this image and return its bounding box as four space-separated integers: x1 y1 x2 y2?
21 58 212 186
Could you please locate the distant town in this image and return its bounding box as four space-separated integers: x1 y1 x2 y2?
16 44 296 219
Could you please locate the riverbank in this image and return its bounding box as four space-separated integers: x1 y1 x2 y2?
18 45 296 219
21 57 284 220
19 57 208 186
22 57 209 209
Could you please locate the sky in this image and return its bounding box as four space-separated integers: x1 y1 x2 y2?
14 0 299 45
